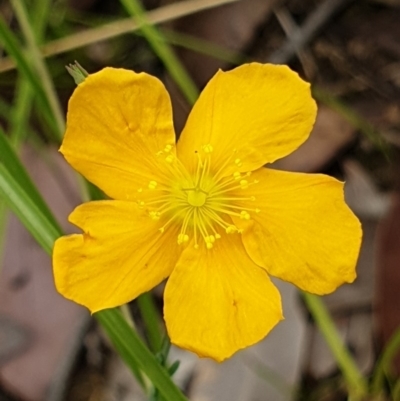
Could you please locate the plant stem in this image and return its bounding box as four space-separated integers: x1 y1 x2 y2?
302 292 368 399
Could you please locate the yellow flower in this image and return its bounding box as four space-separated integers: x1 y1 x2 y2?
53 63 361 361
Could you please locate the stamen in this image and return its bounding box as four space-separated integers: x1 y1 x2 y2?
240 180 248 189
149 211 161 220
240 211 251 220
233 172 241 180
145 142 261 249
226 225 239 234
209 172 252 195
177 233 189 244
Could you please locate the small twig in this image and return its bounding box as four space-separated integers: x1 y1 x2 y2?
268 0 354 64
0 0 238 73
273 6 316 79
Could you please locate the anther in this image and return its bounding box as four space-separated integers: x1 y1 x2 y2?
148 181 158 189
164 144 173 152
177 234 189 244
149 211 161 220
226 225 238 234
233 172 241 180
205 235 216 244
137 188 143 193
240 180 249 189
234 158 242 167
165 155 174 163
240 211 251 220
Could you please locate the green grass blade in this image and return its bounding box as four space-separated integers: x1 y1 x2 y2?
161 28 246 65
302 293 368 400
0 16 59 138
10 0 53 147
0 164 60 253
10 0 65 139
312 86 390 158
371 328 400 395
96 308 188 401
0 128 61 232
137 292 163 353
120 0 199 105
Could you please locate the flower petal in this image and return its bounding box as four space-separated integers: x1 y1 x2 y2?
177 63 316 176
53 201 181 312
233 168 362 294
164 233 283 362
61 68 176 200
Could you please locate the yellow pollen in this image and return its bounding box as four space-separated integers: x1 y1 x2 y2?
234 158 242 167
240 211 251 220
165 155 174 163
240 180 249 189
233 172 241 180
137 188 143 193
149 211 160 220
164 144 173 152
177 233 189 244
148 181 158 189
226 225 238 234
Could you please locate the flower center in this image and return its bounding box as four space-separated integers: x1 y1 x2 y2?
137 143 260 249
187 189 206 207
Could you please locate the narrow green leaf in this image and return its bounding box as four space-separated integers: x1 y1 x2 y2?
312 86 390 158
0 16 59 137
10 0 65 139
0 164 60 253
0 129 61 232
371 328 400 395
120 0 199 105
137 292 164 353
9 0 53 147
302 293 368 400
96 308 188 401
